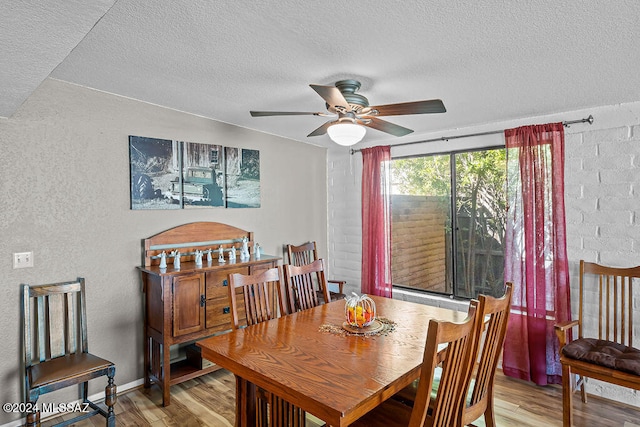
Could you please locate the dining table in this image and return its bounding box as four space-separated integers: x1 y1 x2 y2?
198 295 466 427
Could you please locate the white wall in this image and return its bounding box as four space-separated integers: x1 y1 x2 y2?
0 78 328 425
328 102 640 407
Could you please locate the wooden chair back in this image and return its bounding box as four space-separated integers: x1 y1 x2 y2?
23 280 88 367
410 300 480 427
22 278 117 426
287 241 318 266
461 282 513 426
578 260 640 346
286 241 346 302
227 267 283 330
281 259 331 315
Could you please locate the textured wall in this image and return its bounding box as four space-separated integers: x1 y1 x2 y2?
0 78 327 425
328 103 640 407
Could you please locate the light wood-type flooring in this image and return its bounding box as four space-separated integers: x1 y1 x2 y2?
41 369 640 426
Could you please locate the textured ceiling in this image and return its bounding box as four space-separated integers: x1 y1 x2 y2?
4 1 640 148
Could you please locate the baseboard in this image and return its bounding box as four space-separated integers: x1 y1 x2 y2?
0 378 145 427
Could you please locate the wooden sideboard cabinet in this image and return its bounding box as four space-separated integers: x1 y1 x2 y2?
138 222 280 406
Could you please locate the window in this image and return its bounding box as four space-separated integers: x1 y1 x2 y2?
390 147 506 298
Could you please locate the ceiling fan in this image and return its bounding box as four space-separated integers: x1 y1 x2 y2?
250 79 446 146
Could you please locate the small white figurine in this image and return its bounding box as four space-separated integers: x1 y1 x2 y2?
173 250 181 269
231 246 237 259
159 251 167 269
195 250 203 267
218 245 226 263
206 248 212 264
241 237 250 260
228 248 234 262
253 242 261 259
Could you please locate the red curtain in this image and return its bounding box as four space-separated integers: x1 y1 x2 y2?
361 146 393 298
502 123 571 385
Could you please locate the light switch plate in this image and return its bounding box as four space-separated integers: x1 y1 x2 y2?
13 252 34 268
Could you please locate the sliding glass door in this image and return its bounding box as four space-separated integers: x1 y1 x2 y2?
391 147 506 298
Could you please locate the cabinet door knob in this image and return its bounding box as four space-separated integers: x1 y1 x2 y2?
223 279 228 287
223 307 230 314
200 295 206 307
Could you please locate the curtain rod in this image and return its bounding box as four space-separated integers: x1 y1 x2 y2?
349 114 594 154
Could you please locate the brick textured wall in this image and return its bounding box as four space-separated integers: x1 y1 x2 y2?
564 125 640 265
326 152 363 292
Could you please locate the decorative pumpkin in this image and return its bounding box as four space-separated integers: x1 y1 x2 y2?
345 293 376 328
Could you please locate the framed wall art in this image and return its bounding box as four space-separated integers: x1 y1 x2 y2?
129 135 259 210
225 147 261 208
129 136 181 210
180 142 225 208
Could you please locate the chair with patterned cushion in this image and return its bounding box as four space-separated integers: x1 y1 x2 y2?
22 278 116 427
350 300 481 427
555 261 640 427
286 241 346 302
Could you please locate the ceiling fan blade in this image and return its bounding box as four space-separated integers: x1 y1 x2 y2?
310 84 351 112
250 111 327 117
363 117 414 137
307 120 334 137
367 99 446 116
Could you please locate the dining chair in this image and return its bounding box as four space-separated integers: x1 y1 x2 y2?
228 266 282 329
281 259 332 315
461 283 512 426
22 278 116 427
555 261 640 427
286 241 346 302
350 300 481 427
227 267 307 425
393 283 513 427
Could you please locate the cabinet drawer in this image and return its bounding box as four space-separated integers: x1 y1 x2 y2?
205 267 249 299
206 296 246 330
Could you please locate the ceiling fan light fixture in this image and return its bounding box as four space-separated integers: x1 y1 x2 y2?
250 79 446 143
327 123 366 146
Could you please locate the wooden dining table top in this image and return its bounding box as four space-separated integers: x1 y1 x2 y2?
198 295 466 427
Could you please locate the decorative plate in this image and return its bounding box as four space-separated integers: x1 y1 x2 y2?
342 319 384 334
